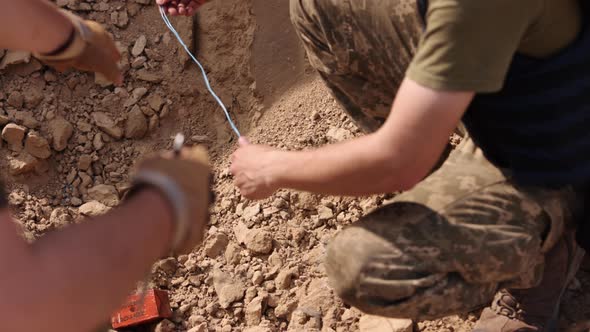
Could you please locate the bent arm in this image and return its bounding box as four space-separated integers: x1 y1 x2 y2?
271 79 474 195
0 189 173 332
0 0 73 54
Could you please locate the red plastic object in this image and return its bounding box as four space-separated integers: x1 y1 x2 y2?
111 289 173 329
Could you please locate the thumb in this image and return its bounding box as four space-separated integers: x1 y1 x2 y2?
238 136 250 146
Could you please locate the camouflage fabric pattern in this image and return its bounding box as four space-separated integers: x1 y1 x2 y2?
290 0 584 321
290 0 422 133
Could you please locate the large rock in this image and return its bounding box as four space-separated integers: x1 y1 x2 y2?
24 131 51 159
48 117 73 151
2 123 26 151
79 201 111 217
359 316 413 332
213 268 246 309
92 112 123 139
124 106 147 139
87 184 120 207
8 152 38 175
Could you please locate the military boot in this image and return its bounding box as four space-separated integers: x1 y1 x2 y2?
473 233 585 332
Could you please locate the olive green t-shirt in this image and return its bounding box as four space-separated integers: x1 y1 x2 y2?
407 0 583 92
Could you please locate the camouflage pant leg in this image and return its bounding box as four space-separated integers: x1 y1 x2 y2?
290 0 422 133
325 138 582 320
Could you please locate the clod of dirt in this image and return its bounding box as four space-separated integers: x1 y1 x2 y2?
7 91 24 108
125 106 148 139
24 131 51 159
77 155 92 171
154 257 178 275
317 205 334 221
87 184 120 207
359 315 413 332
92 112 123 140
245 295 265 326
48 117 73 151
49 208 74 229
326 126 352 143
78 201 111 217
188 323 207 332
224 242 242 265
8 152 38 175
204 232 229 258
213 267 246 309
234 222 273 255
154 319 176 332
275 268 297 290
2 123 26 151
243 203 261 221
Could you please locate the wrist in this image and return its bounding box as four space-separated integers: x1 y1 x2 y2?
268 150 294 189
126 188 174 254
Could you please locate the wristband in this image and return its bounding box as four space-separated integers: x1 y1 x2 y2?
34 10 90 62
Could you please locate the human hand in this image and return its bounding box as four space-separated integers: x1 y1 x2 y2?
156 0 206 16
34 10 122 85
131 145 212 255
230 137 283 200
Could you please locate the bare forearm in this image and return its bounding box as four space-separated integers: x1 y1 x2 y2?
275 133 410 196
0 189 173 332
0 0 72 53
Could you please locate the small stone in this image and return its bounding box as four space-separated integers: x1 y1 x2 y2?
8 92 24 108
154 257 177 275
132 35 147 57
252 271 264 286
87 184 119 207
131 56 147 68
115 10 129 28
24 131 51 159
48 117 73 151
149 115 159 132
93 133 104 150
50 208 73 229
92 112 123 139
225 242 242 265
359 316 413 332
132 87 148 100
2 123 26 151
245 296 264 326
275 268 297 290
15 111 40 129
70 197 83 206
147 94 165 111
326 126 352 142
136 69 162 83
78 154 92 171
244 229 273 255
188 323 207 332
154 319 176 332
125 106 148 139
317 205 334 221
24 86 44 108
204 232 229 258
8 152 38 175
0 50 30 70
243 203 261 221
213 268 246 308
79 201 111 217
275 298 298 319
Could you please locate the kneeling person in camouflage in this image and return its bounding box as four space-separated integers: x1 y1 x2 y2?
215 0 586 330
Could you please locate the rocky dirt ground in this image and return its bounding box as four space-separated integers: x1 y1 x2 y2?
0 1 589 332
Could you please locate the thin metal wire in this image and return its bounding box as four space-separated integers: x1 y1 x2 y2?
159 6 241 137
